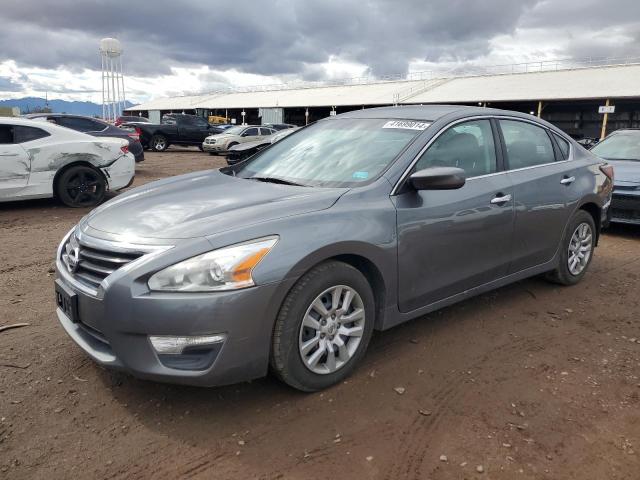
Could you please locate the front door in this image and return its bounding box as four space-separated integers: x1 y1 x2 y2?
394 118 515 313
0 125 30 199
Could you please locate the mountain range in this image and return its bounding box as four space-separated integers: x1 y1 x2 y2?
0 97 135 117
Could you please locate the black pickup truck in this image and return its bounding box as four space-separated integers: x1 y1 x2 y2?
131 113 225 152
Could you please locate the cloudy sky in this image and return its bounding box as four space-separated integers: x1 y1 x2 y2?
0 0 639 104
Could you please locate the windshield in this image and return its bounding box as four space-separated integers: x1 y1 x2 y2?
591 133 640 161
223 126 245 135
234 118 427 187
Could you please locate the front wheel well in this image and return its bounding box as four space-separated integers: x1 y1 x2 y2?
53 161 108 198
331 254 386 330
578 202 601 245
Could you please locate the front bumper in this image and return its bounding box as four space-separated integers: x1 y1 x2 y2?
54 231 292 387
202 142 227 153
610 188 640 224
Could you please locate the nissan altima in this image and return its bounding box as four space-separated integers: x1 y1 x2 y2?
54 106 613 391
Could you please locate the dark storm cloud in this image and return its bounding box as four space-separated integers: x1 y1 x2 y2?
0 0 638 80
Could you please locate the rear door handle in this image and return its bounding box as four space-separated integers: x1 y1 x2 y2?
491 194 512 205
560 176 576 185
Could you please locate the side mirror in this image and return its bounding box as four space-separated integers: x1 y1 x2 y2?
409 167 466 190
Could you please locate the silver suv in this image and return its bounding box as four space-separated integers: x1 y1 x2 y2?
202 125 275 154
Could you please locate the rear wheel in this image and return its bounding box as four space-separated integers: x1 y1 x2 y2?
271 261 375 391
150 135 168 152
56 165 106 208
546 210 595 285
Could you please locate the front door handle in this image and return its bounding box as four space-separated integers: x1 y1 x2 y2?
560 176 575 185
491 193 512 205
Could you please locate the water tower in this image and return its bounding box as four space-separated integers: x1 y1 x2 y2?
100 38 125 122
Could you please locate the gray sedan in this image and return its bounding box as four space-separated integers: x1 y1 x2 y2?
54 105 613 391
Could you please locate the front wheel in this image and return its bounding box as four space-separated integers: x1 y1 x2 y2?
546 210 596 285
271 261 375 391
56 165 106 208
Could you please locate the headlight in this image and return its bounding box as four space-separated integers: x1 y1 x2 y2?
148 236 278 292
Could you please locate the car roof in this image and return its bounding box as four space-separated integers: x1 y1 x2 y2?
24 113 107 122
334 104 550 123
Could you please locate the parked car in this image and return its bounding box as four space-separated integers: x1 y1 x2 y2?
26 113 144 163
590 129 640 224
263 123 297 131
54 105 612 391
1 117 134 207
202 125 276 154
115 115 150 127
226 127 300 164
135 113 225 152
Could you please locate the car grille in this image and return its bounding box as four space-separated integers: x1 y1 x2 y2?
61 233 143 290
205 138 216 144
611 194 640 221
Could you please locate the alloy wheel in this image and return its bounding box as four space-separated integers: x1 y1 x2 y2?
567 222 593 275
298 285 365 375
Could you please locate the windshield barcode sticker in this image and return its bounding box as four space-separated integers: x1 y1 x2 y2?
383 120 431 131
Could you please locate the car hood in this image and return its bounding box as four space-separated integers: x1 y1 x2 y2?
83 170 345 240
606 159 640 185
206 133 235 141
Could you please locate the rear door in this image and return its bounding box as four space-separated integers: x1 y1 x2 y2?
498 118 581 272
394 118 515 312
0 125 35 198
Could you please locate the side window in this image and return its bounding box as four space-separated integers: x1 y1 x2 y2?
244 128 259 136
260 128 273 136
13 126 50 143
57 117 102 132
0 125 14 144
162 117 176 125
194 118 209 128
552 132 571 160
500 120 555 169
415 119 497 178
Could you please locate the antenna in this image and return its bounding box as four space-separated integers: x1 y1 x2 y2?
99 38 125 122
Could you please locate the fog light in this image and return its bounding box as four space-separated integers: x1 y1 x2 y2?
149 334 225 354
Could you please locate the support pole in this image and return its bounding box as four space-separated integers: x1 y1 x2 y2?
600 99 610 140
101 54 105 120
537 101 543 118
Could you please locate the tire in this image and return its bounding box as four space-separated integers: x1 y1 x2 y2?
546 210 596 286
271 261 375 391
198 145 204 152
56 165 107 208
150 134 168 152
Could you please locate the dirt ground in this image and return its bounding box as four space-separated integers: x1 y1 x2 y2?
1 148 639 480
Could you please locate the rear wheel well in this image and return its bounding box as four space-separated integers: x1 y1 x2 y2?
578 202 600 245
53 161 108 199
332 254 386 330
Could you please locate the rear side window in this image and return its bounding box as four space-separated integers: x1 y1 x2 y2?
415 119 497 178
552 133 571 160
260 128 274 136
244 128 259 136
56 117 104 132
500 120 555 169
14 126 50 143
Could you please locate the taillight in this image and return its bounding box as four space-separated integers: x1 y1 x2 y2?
121 145 129 154
128 127 140 141
600 164 614 182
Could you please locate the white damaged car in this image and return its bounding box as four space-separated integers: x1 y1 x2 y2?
0 117 135 207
